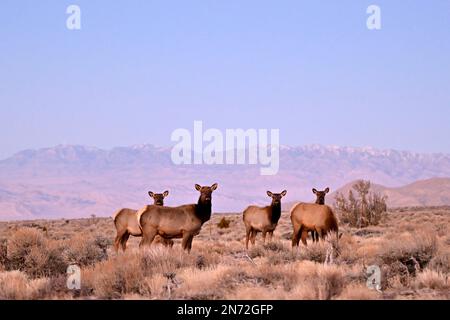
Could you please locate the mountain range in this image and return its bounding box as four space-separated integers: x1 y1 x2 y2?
1 144 450 220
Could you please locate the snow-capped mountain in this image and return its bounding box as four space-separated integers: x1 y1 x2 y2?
0 144 449 220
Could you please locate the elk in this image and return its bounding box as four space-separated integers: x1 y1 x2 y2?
310 187 330 242
138 183 218 253
243 190 287 249
290 202 339 248
113 190 171 252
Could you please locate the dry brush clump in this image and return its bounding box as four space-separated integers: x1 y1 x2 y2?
63 234 110 267
81 246 216 299
0 270 51 300
217 217 231 229
282 261 349 300
4 228 66 278
413 269 449 291
376 231 439 289
335 180 387 228
2 227 109 279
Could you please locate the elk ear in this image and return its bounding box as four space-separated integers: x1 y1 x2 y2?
195 184 202 191
281 190 287 197
163 190 169 197
267 191 273 197
312 188 318 195
325 187 330 194
211 183 218 191
148 191 154 198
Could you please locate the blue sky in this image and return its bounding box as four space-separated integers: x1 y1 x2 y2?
0 0 449 159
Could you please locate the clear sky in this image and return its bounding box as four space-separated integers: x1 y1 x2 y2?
1 0 449 159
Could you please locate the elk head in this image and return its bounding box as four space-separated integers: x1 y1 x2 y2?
312 187 329 205
195 183 218 203
148 190 169 206
266 190 287 205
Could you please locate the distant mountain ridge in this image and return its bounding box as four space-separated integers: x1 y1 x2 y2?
328 177 450 208
1 144 450 220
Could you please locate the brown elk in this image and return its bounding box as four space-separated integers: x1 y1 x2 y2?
138 183 218 253
290 202 339 248
243 190 287 249
310 187 330 242
113 190 171 252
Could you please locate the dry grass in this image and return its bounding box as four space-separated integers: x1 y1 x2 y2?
0 206 449 300
0 271 50 300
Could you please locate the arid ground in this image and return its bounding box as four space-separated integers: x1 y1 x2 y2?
0 206 449 300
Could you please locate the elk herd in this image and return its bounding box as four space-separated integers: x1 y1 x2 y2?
113 184 340 254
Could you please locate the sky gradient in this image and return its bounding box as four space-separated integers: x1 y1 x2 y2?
1 0 449 160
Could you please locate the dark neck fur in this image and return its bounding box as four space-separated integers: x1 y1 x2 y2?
270 201 281 224
195 197 212 224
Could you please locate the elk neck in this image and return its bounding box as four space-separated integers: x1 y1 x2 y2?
270 201 281 224
315 198 324 205
195 197 212 224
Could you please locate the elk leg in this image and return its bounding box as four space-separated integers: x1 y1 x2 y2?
292 226 301 248
268 231 273 242
262 231 267 244
114 229 126 253
186 235 194 253
245 227 251 250
315 231 320 242
301 229 308 246
139 228 157 248
163 238 174 248
250 229 257 245
182 232 193 252
120 231 130 251
317 228 325 241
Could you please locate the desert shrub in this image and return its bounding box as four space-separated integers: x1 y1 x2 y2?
289 261 347 300
173 266 230 299
82 247 197 299
377 231 438 289
83 252 147 299
298 242 328 263
63 235 109 266
335 180 387 228
428 253 450 274
334 234 358 265
414 269 449 290
6 228 46 269
217 217 230 229
263 241 286 253
0 270 50 300
0 238 7 268
316 265 346 299
140 246 197 274
248 245 265 259
266 250 296 265
5 228 66 278
379 232 437 274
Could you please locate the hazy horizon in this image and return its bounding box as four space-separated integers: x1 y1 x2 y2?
3 141 450 162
